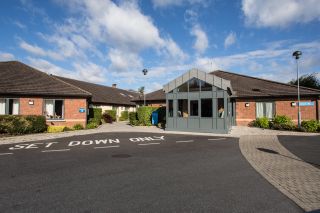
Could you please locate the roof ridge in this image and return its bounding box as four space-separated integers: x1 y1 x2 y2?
50 75 92 96
212 70 320 93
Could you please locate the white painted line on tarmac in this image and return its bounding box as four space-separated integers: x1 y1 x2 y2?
208 138 226 141
94 145 120 149
0 153 13 156
176 140 194 143
138 143 160 146
41 149 70 153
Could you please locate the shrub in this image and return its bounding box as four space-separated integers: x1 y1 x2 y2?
88 108 102 125
271 115 295 130
73 124 84 130
105 110 117 121
47 126 65 133
301 120 319 132
102 113 113 124
63 127 73 132
119 111 129 121
87 122 98 129
129 112 138 126
0 115 47 135
252 117 270 129
137 106 154 126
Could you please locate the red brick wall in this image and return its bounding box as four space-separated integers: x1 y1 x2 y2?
235 98 319 126
236 100 256 126
19 97 87 128
20 98 43 115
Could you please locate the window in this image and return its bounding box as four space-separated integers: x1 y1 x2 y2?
177 99 188 117
256 102 274 119
189 78 200 92
201 99 212 117
44 100 64 119
177 82 188 92
200 80 212 91
0 98 19 115
190 100 199 116
217 98 224 118
168 100 173 117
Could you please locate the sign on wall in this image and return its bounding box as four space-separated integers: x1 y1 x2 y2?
299 102 314 106
79 108 86 113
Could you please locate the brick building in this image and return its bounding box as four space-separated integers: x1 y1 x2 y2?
0 61 138 127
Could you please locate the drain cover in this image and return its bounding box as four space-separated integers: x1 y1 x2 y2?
112 154 132 158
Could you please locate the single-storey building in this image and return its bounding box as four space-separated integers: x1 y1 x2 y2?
54 76 138 119
0 61 139 126
133 89 166 107
140 69 320 133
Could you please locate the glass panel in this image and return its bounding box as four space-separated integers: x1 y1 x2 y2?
177 82 188 92
0 99 5 115
45 100 54 119
265 103 273 119
201 99 212 117
177 99 188 117
54 100 63 119
189 77 200 92
190 100 199 116
168 100 173 117
256 102 264 118
217 98 225 118
200 80 212 91
8 99 18 115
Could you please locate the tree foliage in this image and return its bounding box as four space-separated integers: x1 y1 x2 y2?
288 73 320 89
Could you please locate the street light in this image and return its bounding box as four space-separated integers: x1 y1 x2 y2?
142 69 148 106
292 50 302 128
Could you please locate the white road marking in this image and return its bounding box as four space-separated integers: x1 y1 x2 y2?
138 143 160 146
94 145 120 149
41 149 70 153
0 153 13 156
208 138 226 141
176 140 194 143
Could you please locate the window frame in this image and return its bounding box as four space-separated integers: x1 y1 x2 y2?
0 98 20 115
43 99 65 120
189 99 199 117
201 98 213 118
168 100 173 117
255 101 275 119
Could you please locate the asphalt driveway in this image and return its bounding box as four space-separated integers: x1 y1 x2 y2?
278 135 320 169
0 132 302 212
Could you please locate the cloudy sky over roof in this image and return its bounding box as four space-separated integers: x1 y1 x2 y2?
0 0 319 92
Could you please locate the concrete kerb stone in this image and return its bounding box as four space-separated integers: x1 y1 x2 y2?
239 135 320 212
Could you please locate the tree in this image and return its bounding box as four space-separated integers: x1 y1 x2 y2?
138 86 145 96
288 73 320 90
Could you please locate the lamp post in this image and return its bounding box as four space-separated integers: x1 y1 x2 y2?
142 69 148 106
292 51 302 128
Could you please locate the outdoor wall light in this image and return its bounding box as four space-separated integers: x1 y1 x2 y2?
28 100 34 105
291 102 296 107
245 103 250 107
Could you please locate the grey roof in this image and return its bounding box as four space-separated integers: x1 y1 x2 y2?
133 89 166 102
0 61 91 97
212 70 320 98
55 76 139 106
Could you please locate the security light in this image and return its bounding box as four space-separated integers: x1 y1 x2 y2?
292 51 302 59
142 69 148 75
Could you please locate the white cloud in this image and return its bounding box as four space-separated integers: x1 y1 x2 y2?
14 21 27 29
19 40 63 60
152 0 207 8
190 24 208 54
242 0 320 28
27 57 71 76
0 52 15 61
108 48 142 72
224 32 237 48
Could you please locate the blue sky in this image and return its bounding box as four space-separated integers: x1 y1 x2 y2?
0 0 319 92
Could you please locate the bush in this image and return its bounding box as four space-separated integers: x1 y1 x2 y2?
88 108 102 125
0 115 47 135
102 113 113 124
47 126 65 133
252 117 270 129
73 124 84 130
63 127 73 132
129 112 138 126
119 111 129 121
137 106 154 126
87 122 98 129
105 110 117 121
271 115 295 131
301 120 319 132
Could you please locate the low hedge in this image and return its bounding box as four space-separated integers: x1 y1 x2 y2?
252 117 270 129
137 106 154 126
105 110 117 121
129 112 138 126
119 111 129 121
301 120 319 132
102 113 113 123
73 124 84 130
47 126 66 133
0 115 47 135
270 115 295 131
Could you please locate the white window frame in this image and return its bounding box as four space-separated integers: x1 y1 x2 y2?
256 102 275 119
43 99 65 120
0 98 20 115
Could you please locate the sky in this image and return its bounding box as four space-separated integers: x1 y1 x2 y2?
0 0 319 92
